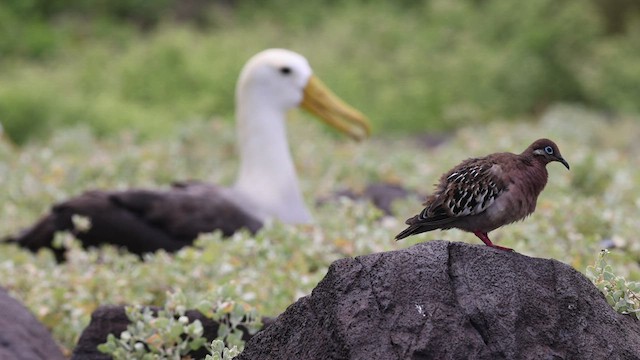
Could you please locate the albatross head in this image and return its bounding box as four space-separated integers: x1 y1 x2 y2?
233 49 370 224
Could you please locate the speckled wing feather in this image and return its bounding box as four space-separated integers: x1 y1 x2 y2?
429 158 507 217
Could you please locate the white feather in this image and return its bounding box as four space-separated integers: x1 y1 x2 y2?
232 49 314 224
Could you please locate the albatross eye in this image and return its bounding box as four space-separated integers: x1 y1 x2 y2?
279 66 292 75
544 146 554 155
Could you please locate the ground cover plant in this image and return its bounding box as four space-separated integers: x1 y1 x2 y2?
1 0 640 357
1 105 640 355
97 290 257 359
587 250 640 319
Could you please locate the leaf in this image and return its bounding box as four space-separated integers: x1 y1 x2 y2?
210 339 224 353
154 317 170 329
612 290 624 302
97 343 114 354
605 294 615 306
603 271 615 281
628 282 640 293
145 333 164 351
189 337 207 350
187 320 204 337
168 322 185 340
217 323 230 338
196 300 215 318
615 298 629 311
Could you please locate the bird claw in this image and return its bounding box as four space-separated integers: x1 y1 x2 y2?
473 231 513 252
488 244 514 252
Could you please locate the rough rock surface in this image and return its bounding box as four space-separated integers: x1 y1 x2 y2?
238 241 640 360
0 286 65 360
71 305 271 359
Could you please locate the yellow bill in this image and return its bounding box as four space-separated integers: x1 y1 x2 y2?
301 75 371 141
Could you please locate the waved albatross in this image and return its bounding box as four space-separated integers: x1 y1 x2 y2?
6 49 370 260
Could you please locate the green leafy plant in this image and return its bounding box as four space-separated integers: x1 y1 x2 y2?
97 290 260 359
586 250 640 319
205 340 240 360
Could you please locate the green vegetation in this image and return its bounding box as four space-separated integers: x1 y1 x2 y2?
97 290 256 359
1 0 640 143
1 0 640 357
587 250 640 319
2 107 640 355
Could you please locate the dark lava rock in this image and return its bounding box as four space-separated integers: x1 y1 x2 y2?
71 305 129 360
71 305 271 360
0 286 65 360
237 241 640 360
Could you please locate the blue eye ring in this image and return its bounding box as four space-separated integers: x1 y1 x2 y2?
544 146 554 155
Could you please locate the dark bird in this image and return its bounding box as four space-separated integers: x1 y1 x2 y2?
5 49 370 261
395 139 570 251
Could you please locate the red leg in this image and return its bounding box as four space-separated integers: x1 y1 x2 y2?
472 231 513 252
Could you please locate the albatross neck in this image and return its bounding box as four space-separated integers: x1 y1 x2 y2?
233 101 313 224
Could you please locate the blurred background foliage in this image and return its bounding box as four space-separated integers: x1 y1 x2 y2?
1 0 639 144
2 1 640 353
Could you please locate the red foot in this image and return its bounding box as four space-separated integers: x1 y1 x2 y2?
473 231 514 252
488 244 513 252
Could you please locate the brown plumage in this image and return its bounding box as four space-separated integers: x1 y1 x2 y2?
395 138 570 251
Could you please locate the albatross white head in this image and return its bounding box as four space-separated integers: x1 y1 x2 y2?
232 49 370 224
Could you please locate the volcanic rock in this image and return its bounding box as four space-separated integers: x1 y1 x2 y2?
238 241 640 359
